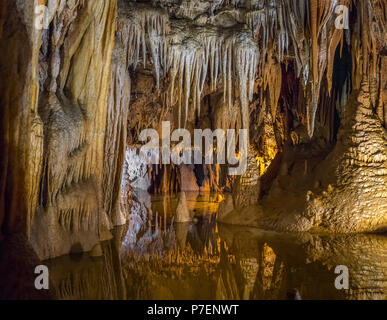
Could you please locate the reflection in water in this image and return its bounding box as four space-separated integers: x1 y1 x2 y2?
45 193 387 300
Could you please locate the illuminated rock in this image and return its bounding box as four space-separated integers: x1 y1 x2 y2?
175 192 193 223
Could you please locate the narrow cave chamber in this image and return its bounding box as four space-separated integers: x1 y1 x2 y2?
0 0 386 301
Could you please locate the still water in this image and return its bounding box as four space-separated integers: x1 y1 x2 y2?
45 192 387 300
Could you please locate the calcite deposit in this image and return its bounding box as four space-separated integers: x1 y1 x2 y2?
0 0 386 264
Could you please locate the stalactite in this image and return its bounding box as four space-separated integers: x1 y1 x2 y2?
279 0 349 137
168 23 258 129
352 0 386 104
118 0 358 137
168 38 207 126
245 1 288 61
233 34 258 129
103 45 131 226
118 2 169 89
263 52 282 120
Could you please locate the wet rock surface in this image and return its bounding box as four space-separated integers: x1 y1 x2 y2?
0 0 386 280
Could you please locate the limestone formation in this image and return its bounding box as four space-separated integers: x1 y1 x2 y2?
175 192 192 223
0 0 386 266
1 0 120 259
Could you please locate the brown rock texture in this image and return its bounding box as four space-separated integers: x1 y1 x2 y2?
30 0 118 259
0 0 124 259
0 0 386 265
175 192 192 223
305 82 387 232
259 83 387 232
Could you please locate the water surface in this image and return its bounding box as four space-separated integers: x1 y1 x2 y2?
46 192 387 300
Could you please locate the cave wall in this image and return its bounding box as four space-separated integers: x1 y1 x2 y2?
0 0 44 238
0 0 124 259
32 0 119 259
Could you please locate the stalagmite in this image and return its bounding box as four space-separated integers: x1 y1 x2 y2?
175 192 192 223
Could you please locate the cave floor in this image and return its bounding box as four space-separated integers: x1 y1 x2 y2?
38 192 387 300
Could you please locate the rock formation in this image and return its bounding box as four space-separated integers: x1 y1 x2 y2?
0 0 121 259
175 192 192 223
0 0 386 265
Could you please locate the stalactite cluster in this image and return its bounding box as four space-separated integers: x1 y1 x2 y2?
122 0 385 140
118 0 386 233
1 0 386 262
119 0 362 138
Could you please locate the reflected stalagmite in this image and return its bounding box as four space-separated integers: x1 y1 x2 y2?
175 192 192 223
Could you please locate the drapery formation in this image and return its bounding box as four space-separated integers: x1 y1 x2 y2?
0 0 121 259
